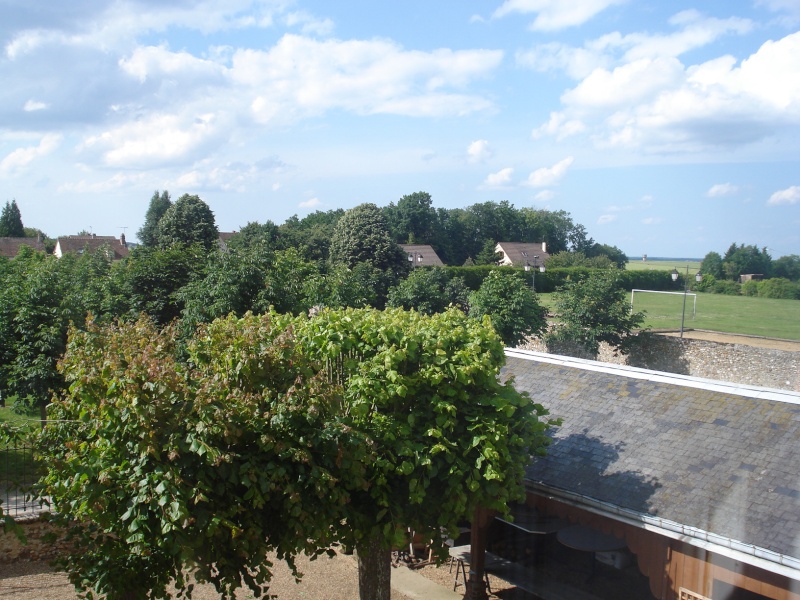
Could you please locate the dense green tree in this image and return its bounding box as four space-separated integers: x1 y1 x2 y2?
40 313 366 600
700 251 724 280
137 190 172 247
226 220 280 252
544 251 615 269
468 270 548 346
586 243 627 268
383 191 439 245
292 308 554 600
155 194 218 250
772 255 800 281
305 263 384 310
40 309 553 600
387 267 468 314
178 245 274 331
118 244 207 325
276 209 344 262
0 199 24 237
0 247 114 415
722 243 772 281
329 204 409 305
545 271 646 356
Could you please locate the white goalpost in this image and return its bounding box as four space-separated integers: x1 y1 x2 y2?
630 289 698 319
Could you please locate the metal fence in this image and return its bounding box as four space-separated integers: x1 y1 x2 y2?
0 439 44 518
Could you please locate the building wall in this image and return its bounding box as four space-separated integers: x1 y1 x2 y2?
521 336 799 392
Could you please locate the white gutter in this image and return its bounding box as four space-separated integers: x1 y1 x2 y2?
504 348 800 405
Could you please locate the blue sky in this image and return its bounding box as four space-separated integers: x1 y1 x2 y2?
1 0 798 258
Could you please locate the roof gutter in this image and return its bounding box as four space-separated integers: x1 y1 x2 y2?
528 481 800 582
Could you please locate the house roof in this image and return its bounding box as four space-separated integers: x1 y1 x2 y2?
55 235 129 260
0 237 46 258
503 349 800 572
399 244 444 267
494 242 550 267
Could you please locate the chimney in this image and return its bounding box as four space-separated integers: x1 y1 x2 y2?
120 232 126 247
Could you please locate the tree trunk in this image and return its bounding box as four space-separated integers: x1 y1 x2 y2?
356 533 392 600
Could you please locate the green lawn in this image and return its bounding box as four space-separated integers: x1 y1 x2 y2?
539 291 800 341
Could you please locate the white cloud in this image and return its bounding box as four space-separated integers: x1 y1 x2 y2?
82 112 229 168
525 156 574 187
517 43 609 79
23 100 48 112
234 35 502 122
0 133 61 176
534 190 555 202
598 214 617 224
532 112 586 140
59 172 146 193
768 186 800 206
707 183 739 197
119 45 226 84
641 217 663 225
484 167 514 186
284 11 335 36
467 139 492 163
551 31 800 151
492 0 626 31
299 197 321 208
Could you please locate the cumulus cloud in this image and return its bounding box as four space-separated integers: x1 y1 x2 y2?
597 214 617 224
536 30 800 151
768 186 800 205
492 0 626 31
707 183 739 197
0 133 61 176
82 111 229 168
59 172 147 193
534 190 555 202
299 197 321 208
467 139 492 163
484 167 514 187
237 35 502 122
532 112 586 140
525 156 574 187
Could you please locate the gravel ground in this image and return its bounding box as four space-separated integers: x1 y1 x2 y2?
0 552 418 600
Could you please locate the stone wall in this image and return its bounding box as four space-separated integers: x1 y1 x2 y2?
0 514 70 562
521 334 799 392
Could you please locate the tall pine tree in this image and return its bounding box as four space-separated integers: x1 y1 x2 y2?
137 190 172 247
0 199 24 237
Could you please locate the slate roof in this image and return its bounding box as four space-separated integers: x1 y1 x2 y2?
0 237 46 258
495 242 550 267
400 244 444 267
54 235 129 260
503 349 800 567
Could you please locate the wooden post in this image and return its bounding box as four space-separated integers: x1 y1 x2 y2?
463 506 494 600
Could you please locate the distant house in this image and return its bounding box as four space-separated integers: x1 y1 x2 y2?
740 274 764 283
464 350 800 599
54 234 129 261
217 231 237 251
0 237 46 258
494 242 550 267
399 244 444 267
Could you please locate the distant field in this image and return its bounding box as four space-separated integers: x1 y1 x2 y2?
539 289 800 341
630 291 799 340
626 258 702 273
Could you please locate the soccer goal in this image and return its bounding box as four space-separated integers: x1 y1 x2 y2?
630 289 697 325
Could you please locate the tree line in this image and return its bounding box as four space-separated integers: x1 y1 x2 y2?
0 191 645 417
700 244 800 299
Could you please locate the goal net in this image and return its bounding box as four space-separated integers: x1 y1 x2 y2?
630 289 697 329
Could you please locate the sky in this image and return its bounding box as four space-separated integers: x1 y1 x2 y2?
1 0 799 258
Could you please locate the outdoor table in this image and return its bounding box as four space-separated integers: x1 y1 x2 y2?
556 524 627 581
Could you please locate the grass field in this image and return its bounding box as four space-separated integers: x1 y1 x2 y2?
626 259 702 273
